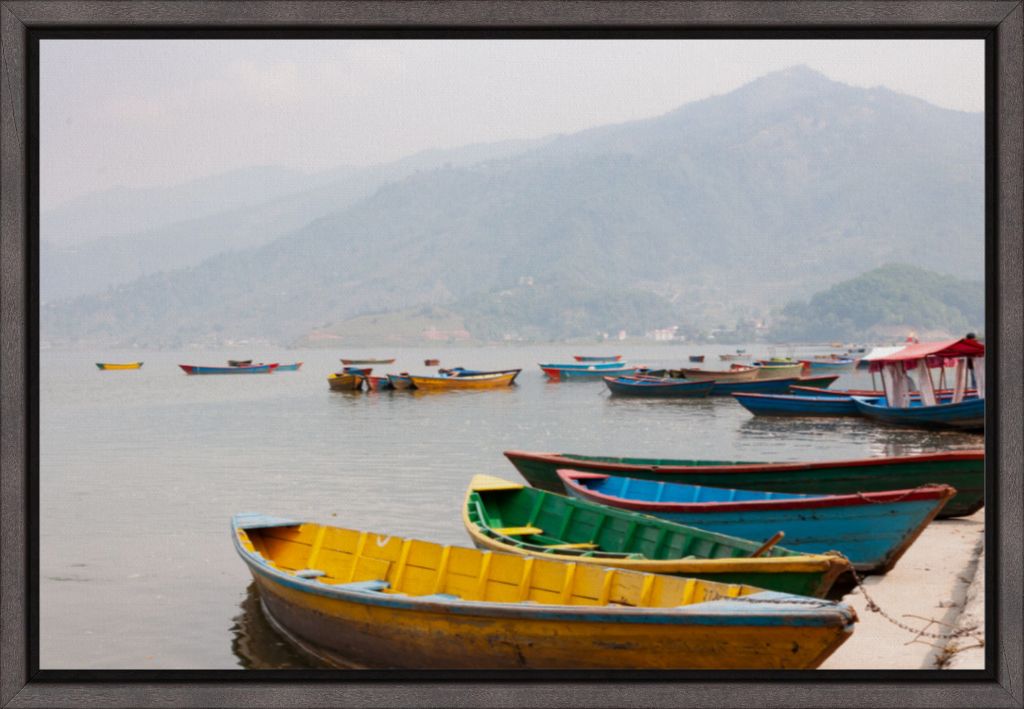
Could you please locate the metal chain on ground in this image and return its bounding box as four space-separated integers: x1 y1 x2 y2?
729 552 982 643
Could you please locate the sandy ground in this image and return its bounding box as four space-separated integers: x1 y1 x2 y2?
819 509 985 670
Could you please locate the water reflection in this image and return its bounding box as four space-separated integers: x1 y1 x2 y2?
230 582 328 669
738 416 983 455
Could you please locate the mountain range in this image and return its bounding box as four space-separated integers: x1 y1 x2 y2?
41 66 984 348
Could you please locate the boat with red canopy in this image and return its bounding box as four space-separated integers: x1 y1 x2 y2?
851 336 984 431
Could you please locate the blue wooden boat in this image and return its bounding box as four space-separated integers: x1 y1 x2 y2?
573 355 622 362
541 364 638 381
689 355 705 363
540 361 627 371
709 375 838 396
604 376 715 398
274 362 303 372
733 392 862 416
387 373 415 390
343 366 373 376
851 396 984 431
557 470 955 573
180 363 277 374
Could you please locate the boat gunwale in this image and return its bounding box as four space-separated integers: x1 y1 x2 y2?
555 469 957 514
233 518 852 626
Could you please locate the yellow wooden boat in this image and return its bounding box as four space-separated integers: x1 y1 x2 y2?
463 476 851 597
408 371 517 390
754 363 805 379
327 372 364 391
233 513 856 669
95 362 143 370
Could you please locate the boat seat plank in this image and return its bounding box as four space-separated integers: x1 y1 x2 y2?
493 526 543 536
336 579 390 592
547 543 599 550
294 569 326 579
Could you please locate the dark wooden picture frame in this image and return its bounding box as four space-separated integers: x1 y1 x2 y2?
1 2 1021 707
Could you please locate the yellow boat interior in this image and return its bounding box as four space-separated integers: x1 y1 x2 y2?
236 520 764 609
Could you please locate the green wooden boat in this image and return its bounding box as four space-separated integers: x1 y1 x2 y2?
503 450 984 518
463 476 852 598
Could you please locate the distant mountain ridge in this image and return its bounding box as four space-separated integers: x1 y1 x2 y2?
41 137 547 302
42 66 984 348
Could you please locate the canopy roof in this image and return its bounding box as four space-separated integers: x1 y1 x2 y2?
865 338 985 372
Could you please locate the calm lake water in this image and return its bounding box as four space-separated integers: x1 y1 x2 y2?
39 345 983 669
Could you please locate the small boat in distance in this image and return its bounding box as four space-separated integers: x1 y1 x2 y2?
408 371 518 390
672 365 759 382
364 375 394 391
556 470 955 574
603 375 715 398
341 358 395 365
274 363 303 372
233 513 856 669
572 355 623 362
752 362 805 379
180 363 277 374
227 359 253 367
707 375 838 396
424 358 440 366
439 367 523 383
540 363 639 381
688 355 705 363
503 449 983 518
799 358 857 373
327 372 365 391
96 362 143 370
733 392 862 417
387 373 415 390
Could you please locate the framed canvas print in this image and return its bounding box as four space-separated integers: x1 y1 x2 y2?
1 1 1021 707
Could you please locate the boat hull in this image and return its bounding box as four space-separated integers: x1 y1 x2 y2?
604 376 715 398
733 392 861 416
327 373 364 390
573 355 622 362
800 359 856 373
852 396 985 431
274 363 303 372
557 472 954 573
180 364 276 374
504 449 984 517
387 374 415 390
754 364 805 379
409 371 518 389
709 375 838 396
96 362 143 370
341 359 395 365
542 365 638 380
235 516 855 670
674 367 759 382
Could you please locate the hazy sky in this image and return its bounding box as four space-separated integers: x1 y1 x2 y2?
40 39 984 209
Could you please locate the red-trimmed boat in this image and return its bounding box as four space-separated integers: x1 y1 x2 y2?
503 449 983 518
180 363 278 374
557 470 955 573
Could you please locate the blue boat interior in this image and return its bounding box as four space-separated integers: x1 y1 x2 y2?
583 475 818 504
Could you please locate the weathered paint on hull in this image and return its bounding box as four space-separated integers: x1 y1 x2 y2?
248 569 851 670
327 373 364 390
504 450 984 518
